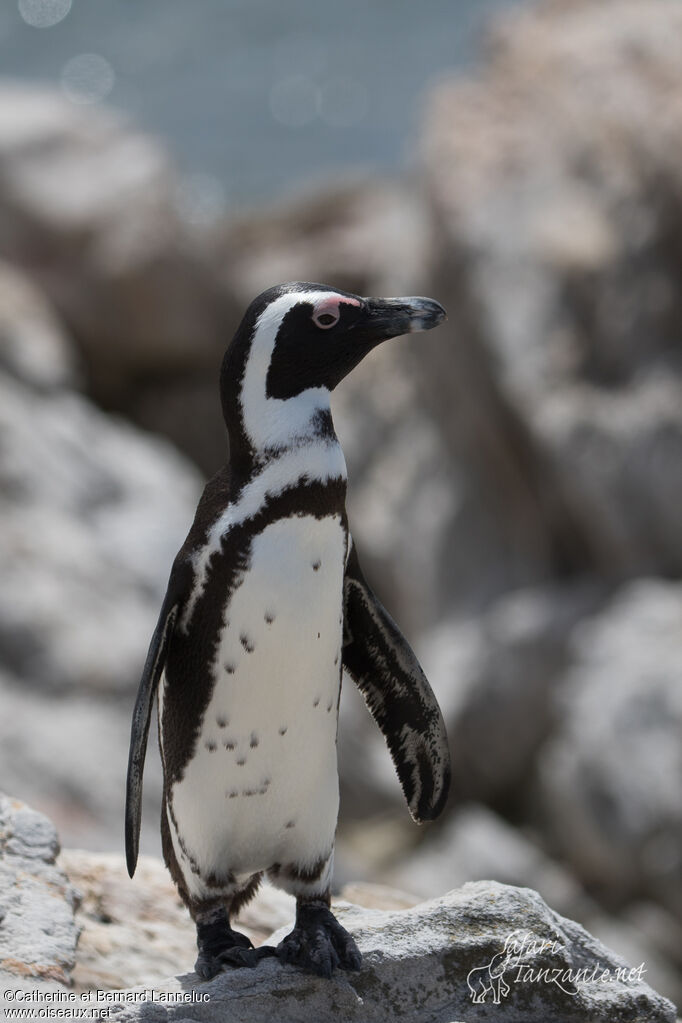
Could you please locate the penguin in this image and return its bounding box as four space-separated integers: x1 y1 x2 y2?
125 282 451 980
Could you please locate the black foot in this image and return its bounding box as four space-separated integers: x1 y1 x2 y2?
195 913 271 980
277 903 362 979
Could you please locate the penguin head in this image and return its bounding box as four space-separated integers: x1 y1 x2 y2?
222 282 446 456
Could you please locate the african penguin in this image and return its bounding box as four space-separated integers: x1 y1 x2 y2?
126 282 451 980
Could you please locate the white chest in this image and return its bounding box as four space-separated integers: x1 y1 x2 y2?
167 513 347 889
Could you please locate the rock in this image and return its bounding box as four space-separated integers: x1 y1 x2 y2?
215 177 431 309
333 340 456 635
622 901 682 978
87 883 676 1023
0 85 232 427
388 804 682 1008
0 794 79 987
338 581 600 826
0 269 200 849
0 270 202 696
387 804 591 921
419 0 682 605
57 850 295 991
586 909 682 1013
56 849 420 992
423 582 603 803
1 800 676 1021
0 260 79 391
537 580 682 917
338 882 420 911
0 379 200 695
0 674 162 853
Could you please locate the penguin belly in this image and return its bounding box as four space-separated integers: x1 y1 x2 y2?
167 513 346 897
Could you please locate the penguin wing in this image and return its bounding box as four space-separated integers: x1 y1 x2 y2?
125 562 186 878
342 539 451 822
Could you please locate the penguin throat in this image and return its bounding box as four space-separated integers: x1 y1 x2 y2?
246 389 334 455
238 291 339 456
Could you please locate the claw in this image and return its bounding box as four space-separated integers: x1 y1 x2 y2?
276 904 361 977
195 954 220 981
227 930 255 951
195 911 264 979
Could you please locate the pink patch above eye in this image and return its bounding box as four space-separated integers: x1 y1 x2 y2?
312 294 361 329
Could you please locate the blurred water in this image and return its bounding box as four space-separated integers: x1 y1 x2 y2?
0 0 524 207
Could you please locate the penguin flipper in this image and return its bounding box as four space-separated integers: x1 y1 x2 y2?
342 540 451 822
125 581 182 878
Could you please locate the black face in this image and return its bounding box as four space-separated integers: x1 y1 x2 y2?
264 283 446 400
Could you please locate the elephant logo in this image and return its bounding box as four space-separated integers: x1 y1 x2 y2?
466 948 518 1004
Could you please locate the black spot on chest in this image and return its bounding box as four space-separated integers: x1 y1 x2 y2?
160 477 348 787
240 633 255 653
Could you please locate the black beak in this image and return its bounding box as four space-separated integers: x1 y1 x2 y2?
362 296 447 343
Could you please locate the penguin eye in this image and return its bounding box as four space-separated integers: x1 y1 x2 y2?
312 308 340 330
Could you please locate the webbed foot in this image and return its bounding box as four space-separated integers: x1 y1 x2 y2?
276 902 362 978
195 913 270 979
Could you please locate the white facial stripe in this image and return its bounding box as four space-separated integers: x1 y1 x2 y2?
180 441 348 632
240 290 352 451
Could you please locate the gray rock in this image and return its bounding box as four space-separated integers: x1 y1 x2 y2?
538 580 682 916
0 85 230 408
334 340 456 635
388 804 590 921
89 883 676 1023
0 673 163 852
337 582 600 825
388 805 682 1009
0 276 201 695
0 269 200 849
0 794 79 987
57 849 295 992
0 260 79 391
419 0 682 603
215 176 432 307
422 583 602 803
586 910 682 1014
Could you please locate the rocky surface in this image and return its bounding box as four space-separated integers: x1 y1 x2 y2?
337 580 603 835
0 263 200 849
0 87 230 406
87 884 676 1023
215 177 432 309
3 799 677 1022
538 580 682 915
0 0 681 1015
0 795 79 987
55 850 423 993
420 582 604 804
56 849 295 992
419 0 682 605
0 262 201 697
386 803 682 1008
387 804 589 918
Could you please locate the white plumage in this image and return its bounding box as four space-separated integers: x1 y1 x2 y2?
166 510 346 901
179 440 347 634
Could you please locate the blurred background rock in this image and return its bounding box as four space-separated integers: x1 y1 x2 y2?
0 0 680 1005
